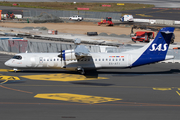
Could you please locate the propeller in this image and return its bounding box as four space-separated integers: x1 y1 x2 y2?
57 43 66 68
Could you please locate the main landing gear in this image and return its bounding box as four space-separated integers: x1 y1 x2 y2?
76 66 85 75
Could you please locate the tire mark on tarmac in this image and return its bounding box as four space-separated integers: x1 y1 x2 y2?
0 85 33 94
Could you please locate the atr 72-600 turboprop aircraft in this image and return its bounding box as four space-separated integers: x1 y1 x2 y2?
5 27 174 74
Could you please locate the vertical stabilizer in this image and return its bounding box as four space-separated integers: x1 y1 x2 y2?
131 27 174 67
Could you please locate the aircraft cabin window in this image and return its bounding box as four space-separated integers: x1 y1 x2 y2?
44 59 46 61
102 59 104 61
99 59 101 61
112 59 114 61
57 59 59 61
54 59 56 61
12 55 22 60
109 59 111 61
116 59 118 61
50 59 52 61
47 59 49 61
122 58 124 61
119 59 121 61
95 59 97 61
106 59 108 61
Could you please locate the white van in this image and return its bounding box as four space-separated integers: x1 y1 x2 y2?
120 15 134 22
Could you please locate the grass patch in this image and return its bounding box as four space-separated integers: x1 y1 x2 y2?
0 2 155 12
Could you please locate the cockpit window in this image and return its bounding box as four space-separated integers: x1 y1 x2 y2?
12 55 22 60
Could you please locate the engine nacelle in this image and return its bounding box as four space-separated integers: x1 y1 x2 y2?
62 50 77 61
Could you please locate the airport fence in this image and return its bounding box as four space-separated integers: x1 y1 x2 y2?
23 9 122 20
0 39 100 53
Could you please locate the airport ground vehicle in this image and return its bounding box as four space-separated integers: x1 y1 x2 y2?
97 17 114 26
120 15 134 22
6 11 15 19
69 15 83 21
131 31 154 42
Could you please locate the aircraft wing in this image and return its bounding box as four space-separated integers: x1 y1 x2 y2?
74 45 90 57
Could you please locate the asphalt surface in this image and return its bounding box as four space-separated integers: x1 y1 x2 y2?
120 8 180 20
2 4 180 20
1 53 180 120
0 0 180 8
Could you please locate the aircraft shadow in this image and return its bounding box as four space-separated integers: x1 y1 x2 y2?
12 69 180 78
98 69 180 76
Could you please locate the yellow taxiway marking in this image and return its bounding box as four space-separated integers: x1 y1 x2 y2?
21 73 108 82
0 74 20 84
153 88 171 91
136 14 153 17
0 69 9 72
178 88 180 90
176 91 180 96
34 93 122 104
0 69 20 72
0 75 20 81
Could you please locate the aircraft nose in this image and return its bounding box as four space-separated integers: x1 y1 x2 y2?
4 61 9 66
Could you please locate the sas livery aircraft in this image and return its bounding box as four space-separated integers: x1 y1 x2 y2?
5 27 174 74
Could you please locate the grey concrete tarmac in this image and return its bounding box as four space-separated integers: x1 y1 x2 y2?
0 0 180 8
1 53 180 120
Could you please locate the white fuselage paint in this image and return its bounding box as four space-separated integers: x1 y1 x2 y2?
5 53 132 71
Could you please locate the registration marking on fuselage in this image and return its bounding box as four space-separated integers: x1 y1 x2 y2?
21 73 108 82
34 93 122 104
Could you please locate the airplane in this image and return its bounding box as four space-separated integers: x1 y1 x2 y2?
4 27 175 75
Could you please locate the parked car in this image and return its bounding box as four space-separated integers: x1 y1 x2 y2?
69 15 83 21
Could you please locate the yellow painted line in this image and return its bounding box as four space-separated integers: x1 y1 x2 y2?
117 3 124 5
0 69 20 72
0 75 20 84
136 14 153 17
176 91 180 96
0 69 9 72
34 93 122 104
0 76 20 80
21 73 108 82
153 88 171 91
178 88 180 90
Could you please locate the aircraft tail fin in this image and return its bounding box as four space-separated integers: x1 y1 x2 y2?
131 27 174 67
